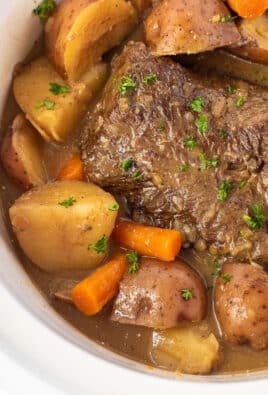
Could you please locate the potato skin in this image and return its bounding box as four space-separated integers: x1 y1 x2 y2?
1 114 46 189
214 263 268 350
145 0 240 56
45 0 138 81
9 181 118 272
13 57 107 142
111 258 207 328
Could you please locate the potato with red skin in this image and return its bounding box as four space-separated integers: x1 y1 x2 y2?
1 114 46 190
214 263 268 350
111 258 207 328
145 0 240 56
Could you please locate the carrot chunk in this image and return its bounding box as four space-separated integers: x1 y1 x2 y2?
227 0 268 19
112 221 182 261
57 154 84 181
72 254 127 316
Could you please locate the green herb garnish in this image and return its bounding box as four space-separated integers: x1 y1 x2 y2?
121 159 133 172
181 136 197 151
199 153 219 170
33 0 56 20
118 75 136 95
108 203 119 211
218 15 237 23
132 170 143 181
143 74 158 84
58 197 76 208
49 82 69 95
238 180 247 190
87 235 107 254
127 251 139 274
226 85 236 95
189 96 204 113
218 180 233 201
158 122 166 131
35 100 55 110
177 163 189 172
181 289 193 300
219 129 228 138
221 273 232 282
235 95 245 107
196 115 208 134
243 204 265 232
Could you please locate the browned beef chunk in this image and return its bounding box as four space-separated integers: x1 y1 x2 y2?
81 42 268 262
111 258 207 328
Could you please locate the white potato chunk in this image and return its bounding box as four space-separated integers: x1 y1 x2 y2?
9 181 118 272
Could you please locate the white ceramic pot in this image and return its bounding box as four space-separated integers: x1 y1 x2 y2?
0 1 267 394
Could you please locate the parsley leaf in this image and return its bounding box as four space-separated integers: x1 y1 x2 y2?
132 170 143 181
35 100 55 110
189 96 204 113
243 203 265 232
118 75 136 95
58 197 76 208
181 136 197 151
226 85 236 95
235 95 245 107
177 163 189 172
218 180 233 201
33 0 56 20
108 203 119 211
238 180 247 190
121 159 133 172
181 289 193 300
158 122 166 131
199 153 219 170
127 251 139 274
143 74 158 84
196 115 208 134
219 129 228 138
221 273 232 282
49 82 69 95
218 15 237 23
87 235 107 254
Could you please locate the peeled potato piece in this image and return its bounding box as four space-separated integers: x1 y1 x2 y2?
151 326 219 374
45 0 138 81
145 0 240 56
9 181 118 272
13 57 107 142
1 114 46 189
229 15 268 65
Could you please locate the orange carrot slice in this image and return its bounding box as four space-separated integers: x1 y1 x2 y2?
112 221 182 261
57 154 84 181
227 0 268 19
72 254 127 316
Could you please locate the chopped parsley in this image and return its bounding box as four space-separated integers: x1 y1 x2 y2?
87 235 107 254
199 153 219 170
127 251 139 274
121 158 133 172
177 163 189 172
219 129 228 138
49 82 69 95
218 180 233 201
181 136 197 151
33 0 56 20
240 230 247 239
108 203 119 211
35 100 55 110
221 273 232 282
235 95 245 107
143 74 158 84
196 115 208 134
243 203 265 232
226 85 236 95
189 96 204 113
58 196 76 208
118 75 136 95
238 180 247 190
218 15 237 23
181 289 193 300
158 122 166 131
132 170 143 181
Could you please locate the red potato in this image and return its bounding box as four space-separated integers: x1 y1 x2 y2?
111 258 207 328
1 114 46 189
145 0 241 56
214 263 268 350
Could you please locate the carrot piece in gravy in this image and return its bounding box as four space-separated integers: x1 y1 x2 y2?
57 154 84 181
227 0 268 19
